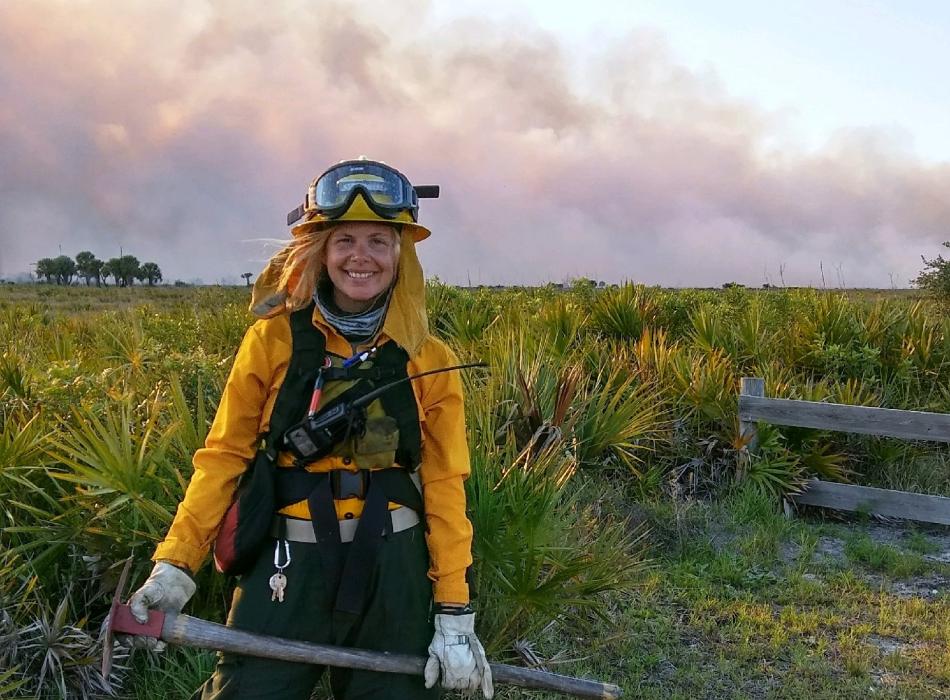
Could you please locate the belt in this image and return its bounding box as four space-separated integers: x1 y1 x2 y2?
270 506 420 544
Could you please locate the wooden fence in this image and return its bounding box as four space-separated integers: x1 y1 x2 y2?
738 377 950 526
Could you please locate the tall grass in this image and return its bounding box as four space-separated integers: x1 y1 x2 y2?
0 283 948 696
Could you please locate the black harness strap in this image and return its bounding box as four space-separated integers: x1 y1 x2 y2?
335 480 390 616
306 474 346 597
267 305 327 448
370 469 424 513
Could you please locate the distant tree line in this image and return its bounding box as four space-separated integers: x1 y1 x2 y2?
34 252 163 287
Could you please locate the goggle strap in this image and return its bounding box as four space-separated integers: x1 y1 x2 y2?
414 185 440 199
287 203 307 226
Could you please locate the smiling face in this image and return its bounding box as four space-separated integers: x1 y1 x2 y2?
324 222 399 312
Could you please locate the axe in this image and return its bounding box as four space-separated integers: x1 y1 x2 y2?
103 561 622 699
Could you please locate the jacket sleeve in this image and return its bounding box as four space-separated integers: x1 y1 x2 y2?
415 338 474 605
153 321 276 572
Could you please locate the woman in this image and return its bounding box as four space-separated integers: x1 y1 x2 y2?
127 158 493 699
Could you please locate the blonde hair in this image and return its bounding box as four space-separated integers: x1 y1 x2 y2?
277 224 402 311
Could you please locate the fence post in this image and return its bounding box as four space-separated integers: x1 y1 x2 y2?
739 377 765 452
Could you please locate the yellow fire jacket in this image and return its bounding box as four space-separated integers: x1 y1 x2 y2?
153 305 475 605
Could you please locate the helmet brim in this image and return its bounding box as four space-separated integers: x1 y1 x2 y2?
290 191 432 242
290 217 431 242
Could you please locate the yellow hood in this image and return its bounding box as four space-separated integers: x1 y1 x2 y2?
250 229 430 357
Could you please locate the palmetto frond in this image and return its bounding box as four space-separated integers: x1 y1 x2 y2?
590 283 659 341
45 396 181 541
573 367 665 475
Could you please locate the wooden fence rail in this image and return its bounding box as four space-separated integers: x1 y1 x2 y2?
739 377 950 526
739 397 950 443
793 481 950 526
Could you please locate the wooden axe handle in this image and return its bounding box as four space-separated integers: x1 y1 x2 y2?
110 605 622 699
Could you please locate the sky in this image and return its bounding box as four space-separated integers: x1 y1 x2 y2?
1 0 949 287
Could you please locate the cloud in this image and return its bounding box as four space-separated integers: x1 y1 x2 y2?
1 0 948 286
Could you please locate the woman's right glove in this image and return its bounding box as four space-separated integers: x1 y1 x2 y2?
125 561 196 650
423 610 493 698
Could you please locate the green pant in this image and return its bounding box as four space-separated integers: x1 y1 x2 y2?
197 524 439 699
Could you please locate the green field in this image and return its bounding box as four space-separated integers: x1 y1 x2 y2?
1 283 948 699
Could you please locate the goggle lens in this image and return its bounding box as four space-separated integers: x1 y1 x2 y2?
312 162 415 212
287 160 438 227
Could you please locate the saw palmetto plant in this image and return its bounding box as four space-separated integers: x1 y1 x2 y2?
537 296 589 357
738 423 807 499
572 365 665 475
731 298 773 370
513 362 583 452
670 347 737 427
830 376 882 407
164 374 214 465
687 303 733 356
0 351 34 406
466 433 647 656
434 287 502 346
798 290 865 349
629 325 680 383
44 396 183 544
0 549 129 700
16 595 114 699
98 313 160 379
462 339 651 654
589 282 660 341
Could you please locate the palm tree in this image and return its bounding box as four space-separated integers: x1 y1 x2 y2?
139 262 163 286
35 258 55 283
102 259 121 286
105 255 140 286
51 256 77 285
75 251 103 286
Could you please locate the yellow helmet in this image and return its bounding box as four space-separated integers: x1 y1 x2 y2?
287 158 438 242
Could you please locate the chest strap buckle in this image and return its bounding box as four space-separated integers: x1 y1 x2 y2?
331 469 368 500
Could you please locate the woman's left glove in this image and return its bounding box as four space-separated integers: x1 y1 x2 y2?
423 611 493 698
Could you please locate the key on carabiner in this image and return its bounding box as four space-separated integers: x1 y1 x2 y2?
269 539 291 603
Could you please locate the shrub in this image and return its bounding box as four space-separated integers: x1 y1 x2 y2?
913 241 950 301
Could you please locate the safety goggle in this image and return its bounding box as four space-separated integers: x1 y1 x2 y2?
286 160 440 226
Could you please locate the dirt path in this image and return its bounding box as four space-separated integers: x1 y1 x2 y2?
804 520 950 597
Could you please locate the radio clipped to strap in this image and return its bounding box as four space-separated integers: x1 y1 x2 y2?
281 361 487 463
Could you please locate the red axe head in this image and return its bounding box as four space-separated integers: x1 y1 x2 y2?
101 558 166 684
